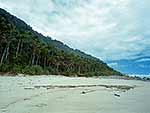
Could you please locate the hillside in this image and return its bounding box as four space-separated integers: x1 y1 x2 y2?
0 8 122 76
0 8 99 61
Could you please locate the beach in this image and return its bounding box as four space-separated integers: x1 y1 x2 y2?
0 75 150 113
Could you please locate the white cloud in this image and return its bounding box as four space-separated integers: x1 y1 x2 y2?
108 62 118 67
136 58 150 62
0 0 150 60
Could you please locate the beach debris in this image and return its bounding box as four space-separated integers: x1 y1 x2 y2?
35 103 47 108
24 87 34 90
81 90 96 94
34 84 135 91
23 98 30 101
114 93 120 97
81 91 86 94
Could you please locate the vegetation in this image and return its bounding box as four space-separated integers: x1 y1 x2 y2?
0 8 123 76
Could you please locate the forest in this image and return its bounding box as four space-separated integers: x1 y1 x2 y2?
0 8 122 76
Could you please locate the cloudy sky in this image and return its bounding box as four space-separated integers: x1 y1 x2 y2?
0 0 150 61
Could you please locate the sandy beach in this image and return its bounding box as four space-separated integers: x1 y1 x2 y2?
0 75 150 113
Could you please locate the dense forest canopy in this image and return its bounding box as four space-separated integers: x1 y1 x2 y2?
0 8 122 76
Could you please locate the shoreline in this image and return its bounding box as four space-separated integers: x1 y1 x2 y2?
0 72 150 82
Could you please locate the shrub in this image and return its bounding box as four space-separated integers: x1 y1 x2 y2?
12 65 23 73
22 65 44 75
0 64 11 72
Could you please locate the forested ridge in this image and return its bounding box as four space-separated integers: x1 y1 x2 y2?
0 8 122 76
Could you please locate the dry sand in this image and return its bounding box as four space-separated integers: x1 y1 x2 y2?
0 75 150 113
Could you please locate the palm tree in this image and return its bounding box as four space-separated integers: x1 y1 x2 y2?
0 22 16 64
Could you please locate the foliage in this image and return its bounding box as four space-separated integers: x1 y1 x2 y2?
0 8 123 76
22 65 46 75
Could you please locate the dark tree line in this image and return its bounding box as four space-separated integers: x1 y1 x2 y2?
0 9 122 76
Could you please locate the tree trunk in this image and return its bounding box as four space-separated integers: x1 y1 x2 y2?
36 55 39 65
31 52 35 66
44 56 46 68
16 40 21 57
56 63 59 72
0 47 7 64
0 41 11 64
5 46 10 62
78 66 81 73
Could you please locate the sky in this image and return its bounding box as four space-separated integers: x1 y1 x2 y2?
0 0 150 61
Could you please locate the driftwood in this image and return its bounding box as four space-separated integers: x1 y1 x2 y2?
114 93 120 97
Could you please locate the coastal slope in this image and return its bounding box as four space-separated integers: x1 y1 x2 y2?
0 8 122 76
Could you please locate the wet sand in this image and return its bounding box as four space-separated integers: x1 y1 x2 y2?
0 75 150 113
